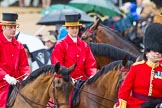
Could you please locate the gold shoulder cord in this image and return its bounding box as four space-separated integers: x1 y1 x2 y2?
148 65 155 96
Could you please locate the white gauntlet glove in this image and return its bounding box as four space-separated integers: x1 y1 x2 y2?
3 74 17 85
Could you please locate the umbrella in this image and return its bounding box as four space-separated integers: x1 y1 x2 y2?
69 0 121 16
37 8 94 25
16 32 51 72
41 4 80 15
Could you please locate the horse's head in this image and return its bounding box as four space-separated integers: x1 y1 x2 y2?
52 63 76 108
12 62 69 108
81 18 100 42
115 56 132 92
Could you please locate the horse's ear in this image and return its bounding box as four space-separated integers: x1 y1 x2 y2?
90 18 100 30
68 63 76 75
95 18 101 29
55 62 60 74
122 56 128 67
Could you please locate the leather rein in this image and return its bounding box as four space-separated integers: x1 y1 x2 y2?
74 67 129 108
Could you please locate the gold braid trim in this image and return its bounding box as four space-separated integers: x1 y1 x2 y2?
148 65 155 96
146 61 159 68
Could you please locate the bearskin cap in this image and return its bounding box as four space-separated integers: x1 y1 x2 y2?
144 23 162 53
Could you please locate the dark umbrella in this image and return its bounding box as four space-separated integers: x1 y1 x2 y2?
37 8 94 25
69 0 121 16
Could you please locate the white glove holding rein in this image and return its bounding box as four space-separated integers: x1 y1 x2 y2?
3 74 17 85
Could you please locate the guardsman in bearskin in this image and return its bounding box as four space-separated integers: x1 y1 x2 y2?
114 23 162 108
0 13 30 108
51 12 97 80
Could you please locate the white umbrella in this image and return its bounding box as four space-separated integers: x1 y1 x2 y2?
16 32 51 72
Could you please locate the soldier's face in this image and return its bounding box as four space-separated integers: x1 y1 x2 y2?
2 25 17 39
146 50 162 63
66 26 79 37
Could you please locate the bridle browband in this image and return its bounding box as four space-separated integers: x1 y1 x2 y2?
82 28 97 42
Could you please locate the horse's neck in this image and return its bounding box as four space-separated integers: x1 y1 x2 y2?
86 71 119 93
97 27 125 45
97 27 140 56
81 71 119 108
15 74 53 107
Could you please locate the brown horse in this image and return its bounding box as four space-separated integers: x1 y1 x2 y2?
53 58 133 108
88 42 137 69
81 19 141 57
8 62 75 108
153 7 162 23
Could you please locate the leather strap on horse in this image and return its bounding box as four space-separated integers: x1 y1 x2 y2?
75 86 117 103
11 83 55 108
132 91 162 101
7 83 20 107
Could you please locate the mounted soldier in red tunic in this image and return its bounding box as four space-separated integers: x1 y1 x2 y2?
0 12 30 108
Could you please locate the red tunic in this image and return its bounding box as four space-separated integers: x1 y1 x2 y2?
0 23 2 32
0 32 30 108
51 35 97 80
117 60 162 108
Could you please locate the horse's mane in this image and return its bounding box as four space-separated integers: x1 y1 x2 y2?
87 60 133 84
21 65 55 87
88 42 137 62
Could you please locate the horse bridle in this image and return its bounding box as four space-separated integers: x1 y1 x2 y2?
12 74 68 108
115 66 129 93
82 28 97 42
52 73 69 108
12 78 55 108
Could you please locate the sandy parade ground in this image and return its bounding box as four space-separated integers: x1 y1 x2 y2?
0 6 55 36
